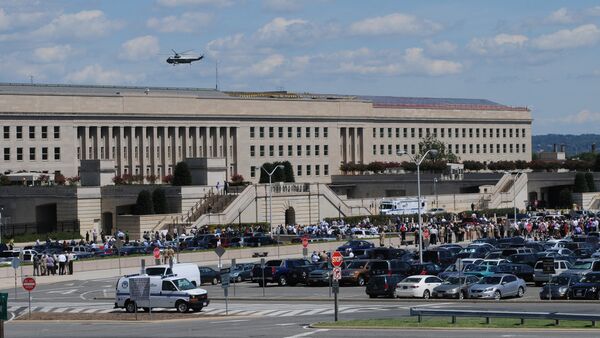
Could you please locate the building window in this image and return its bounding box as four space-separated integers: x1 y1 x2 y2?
379 128 384 138
515 129 519 138
315 127 320 138
324 127 328 138
250 146 255 157
17 147 23 160
403 128 408 138
411 144 416 154
455 144 459 153
388 144 392 155
278 127 283 138
503 129 507 138
306 127 310 138
250 127 255 138
483 144 487 153
259 145 265 157
522 143 526 152
315 145 320 156
440 128 445 138
288 127 293 138
469 144 473 153
379 144 384 155
3 148 9 161
410 128 415 138
54 126 60 138
306 165 312 176
510 144 514 153
522 129 526 138
476 144 480 153
297 127 301 138
462 144 466 153
134 146 139 159
426 128 430 137
483 129 487 138
16 126 22 139
269 145 274 156
489 144 494 153
509 129 513 138
496 144 500 153
297 145 302 156
29 147 36 160
447 144 452 153
42 147 48 160
418 128 423 138
476 128 480 138
372 145 376 155
297 165 302 176
372 128 376 138
315 165 320 176
41 126 48 139
324 164 329 176
324 145 328 156
3 126 8 139
250 166 256 178
29 126 35 139
288 145 293 156
468 128 472 138
278 145 283 156
388 128 392 138
259 127 264 138
496 129 500 138
269 127 274 138
395 128 400 138
306 145 311 156
503 144 507 153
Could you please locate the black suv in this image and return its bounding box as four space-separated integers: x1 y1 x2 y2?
365 260 411 298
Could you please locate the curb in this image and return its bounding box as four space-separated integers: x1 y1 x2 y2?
309 324 600 332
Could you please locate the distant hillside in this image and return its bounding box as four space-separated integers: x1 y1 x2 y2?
532 134 600 156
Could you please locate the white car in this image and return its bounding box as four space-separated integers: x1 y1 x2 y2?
394 275 444 299
533 260 572 286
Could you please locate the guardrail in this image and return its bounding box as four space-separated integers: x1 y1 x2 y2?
410 307 600 327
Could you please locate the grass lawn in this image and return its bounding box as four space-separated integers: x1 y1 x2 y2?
314 316 600 329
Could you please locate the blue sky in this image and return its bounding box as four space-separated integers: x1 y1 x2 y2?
1 0 600 135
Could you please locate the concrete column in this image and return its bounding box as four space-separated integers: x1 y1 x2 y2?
116 126 123 175
107 126 113 160
202 127 208 157
215 126 221 157
160 127 168 177
230 127 238 175
358 127 364 164
173 126 180 166
80 126 87 160
182 126 189 160
223 126 229 177
194 126 200 157
126 127 133 175
140 126 146 179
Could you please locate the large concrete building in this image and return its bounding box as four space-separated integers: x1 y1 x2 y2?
0 83 532 184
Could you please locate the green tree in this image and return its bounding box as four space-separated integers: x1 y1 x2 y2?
134 190 154 215
417 135 459 163
585 172 597 192
558 188 573 209
152 188 168 214
463 160 485 171
172 162 192 186
259 161 294 183
574 172 589 193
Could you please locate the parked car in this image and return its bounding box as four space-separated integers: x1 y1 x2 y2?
432 275 480 299
243 236 277 247
307 262 335 286
198 266 221 285
438 258 483 279
507 253 539 267
251 258 316 286
363 247 407 260
422 249 455 266
68 246 95 260
337 240 375 253
493 263 535 283
539 274 579 300
468 274 526 300
568 272 600 300
567 259 600 277
463 264 497 278
409 263 443 276
229 263 255 282
369 259 411 277
365 274 404 298
341 260 373 286
533 260 573 286
394 275 444 299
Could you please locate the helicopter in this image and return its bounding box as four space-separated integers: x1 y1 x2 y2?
166 49 204 65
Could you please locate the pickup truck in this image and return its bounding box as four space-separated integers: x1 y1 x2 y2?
251 258 317 286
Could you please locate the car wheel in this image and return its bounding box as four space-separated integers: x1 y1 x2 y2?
176 300 189 313
368 294 377 298
494 290 502 300
142 307 150 312
212 277 218 285
125 301 136 313
258 280 264 287
535 281 542 287
278 275 287 286
459 291 465 300
237 276 242 283
423 290 431 299
517 287 525 298
357 276 366 287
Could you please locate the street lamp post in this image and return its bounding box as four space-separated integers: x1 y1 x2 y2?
397 149 438 264
262 164 284 257
433 178 438 209
513 172 521 227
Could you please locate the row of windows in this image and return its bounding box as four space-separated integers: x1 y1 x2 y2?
77 144 233 161
3 147 61 161
250 164 330 178
3 126 61 139
250 126 329 139
372 127 527 139
372 143 527 156
250 144 329 157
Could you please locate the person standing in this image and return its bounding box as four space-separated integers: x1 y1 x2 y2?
58 252 67 275
46 255 55 276
85 231 90 243
92 228 98 243
67 251 75 275
33 254 40 276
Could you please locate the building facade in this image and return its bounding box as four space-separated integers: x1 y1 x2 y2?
0 84 532 184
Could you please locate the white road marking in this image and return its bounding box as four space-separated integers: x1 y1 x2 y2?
276 323 297 326
209 319 250 324
47 289 78 295
284 329 330 338
280 309 308 317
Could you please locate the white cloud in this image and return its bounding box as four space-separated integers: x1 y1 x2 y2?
262 0 303 12
337 47 462 76
0 8 46 32
587 6 600 17
64 64 141 84
32 10 122 39
561 110 600 124
546 8 575 24
156 0 233 6
246 54 285 76
349 12 441 36
147 12 212 33
424 40 457 56
0 9 9 31
532 24 600 50
119 36 160 61
468 33 528 55
253 17 336 47
33 44 73 63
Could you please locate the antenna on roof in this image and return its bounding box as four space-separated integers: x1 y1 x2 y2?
29 75 34 84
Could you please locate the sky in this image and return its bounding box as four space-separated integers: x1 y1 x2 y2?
1 0 600 135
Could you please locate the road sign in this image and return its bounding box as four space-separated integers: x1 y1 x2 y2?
331 251 343 268
153 247 160 259
542 257 555 274
302 247 308 257
221 273 230 288
11 258 20 270
22 277 36 292
215 246 226 258
332 267 341 281
129 277 150 302
302 236 308 248
0 292 7 320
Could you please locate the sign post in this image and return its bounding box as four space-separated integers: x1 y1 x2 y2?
0 292 7 338
331 251 343 322
302 236 308 258
153 247 161 265
542 257 555 301
22 277 36 319
214 246 226 270
115 238 123 276
260 258 266 297
221 272 230 315
231 259 237 297
11 258 20 300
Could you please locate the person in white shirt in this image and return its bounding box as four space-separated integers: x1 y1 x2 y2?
58 253 67 275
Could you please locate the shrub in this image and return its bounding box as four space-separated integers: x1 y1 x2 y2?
172 162 192 186
152 188 168 214
55 173 66 185
585 172 596 192
463 161 485 171
231 174 244 185
135 190 154 215
162 175 173 184
146 174 158 184
574 172 589 193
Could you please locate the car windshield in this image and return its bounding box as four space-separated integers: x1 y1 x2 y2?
401 277 422 283
466 265 486 272
478 276 502 284
572 262 592 269
460 248 476 253
346 261 366 269
580 274 600 283
145 267 166 276
173 278 196 290
550 276 572 285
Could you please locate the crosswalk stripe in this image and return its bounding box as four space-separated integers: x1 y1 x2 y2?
97 309 113 314
280 309 307 317
83 308 99 313
300 308 329 316
250 310 280 316
264 310 289 316
52 308 69 313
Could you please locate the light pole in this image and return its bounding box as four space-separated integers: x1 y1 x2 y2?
513 172 521 228
0 207 3 244
397 149 438 264
262 164 284 256
433 177 438 209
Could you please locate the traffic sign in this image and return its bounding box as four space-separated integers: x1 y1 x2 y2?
302 247 308 257
22 277 36 292
332 267 341 281
331 251 343 268
221 273 230 288
302 236 309 248
215 246 226 258
153 247 160 259
542 257 555 274
11 257 20 269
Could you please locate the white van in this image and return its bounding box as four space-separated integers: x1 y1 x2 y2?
115 274 209 313
145 263 201 286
